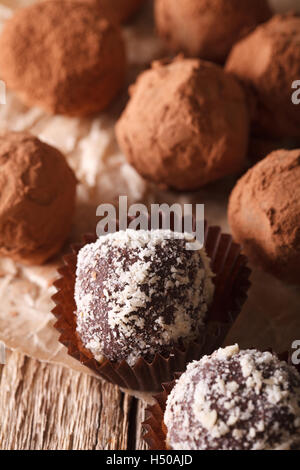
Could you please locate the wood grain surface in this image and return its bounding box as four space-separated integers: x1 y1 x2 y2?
0 350 148 450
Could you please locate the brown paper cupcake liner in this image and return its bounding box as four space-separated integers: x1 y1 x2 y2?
142 352 300 450
52 220 251 393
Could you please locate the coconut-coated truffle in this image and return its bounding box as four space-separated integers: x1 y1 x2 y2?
226 14 300 139
0 1 126 116
0 131 76 265
165 345 300 450
116 58 249 191
155 0 271 63
75 229 215 366
228 149 300 284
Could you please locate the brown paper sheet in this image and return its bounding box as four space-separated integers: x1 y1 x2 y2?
0 0 299 383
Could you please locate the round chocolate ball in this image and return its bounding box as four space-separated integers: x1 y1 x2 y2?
0 0 126 116
228 149 300 284
0 131 76 265
155 0 271 63
116 58 249 191
75 229 214 366
226 14 300 139
165 345 300 450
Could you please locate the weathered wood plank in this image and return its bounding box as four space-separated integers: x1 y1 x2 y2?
0 351 149 450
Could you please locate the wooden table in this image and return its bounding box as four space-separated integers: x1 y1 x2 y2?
0 350 148 450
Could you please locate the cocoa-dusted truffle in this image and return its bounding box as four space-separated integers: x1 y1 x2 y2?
116 58 249 191
155 0 271 63
100 0 143 24
75 229 215 366
0 1 126 116
165 345 300 450
228 149 300 284
0 131 76 265
226 14 300 139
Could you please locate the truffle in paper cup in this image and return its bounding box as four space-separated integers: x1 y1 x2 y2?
142 350 300 450
52 221 251 393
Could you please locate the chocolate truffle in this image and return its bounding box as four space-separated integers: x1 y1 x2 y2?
116 58 249 191
0 1 126 116
228 149 300 284
154 0 271 63
0 131 76 265
165 345 300 450
100 0 143 24
75 229 214 366
226 14 300 139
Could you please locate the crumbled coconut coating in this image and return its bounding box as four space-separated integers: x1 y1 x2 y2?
165 345 300 450
75 229 215 366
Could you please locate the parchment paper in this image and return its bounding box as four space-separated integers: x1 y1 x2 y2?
0 0 299 381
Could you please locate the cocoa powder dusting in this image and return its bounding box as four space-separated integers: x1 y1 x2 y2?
0 0 127 116
0 131 77 265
